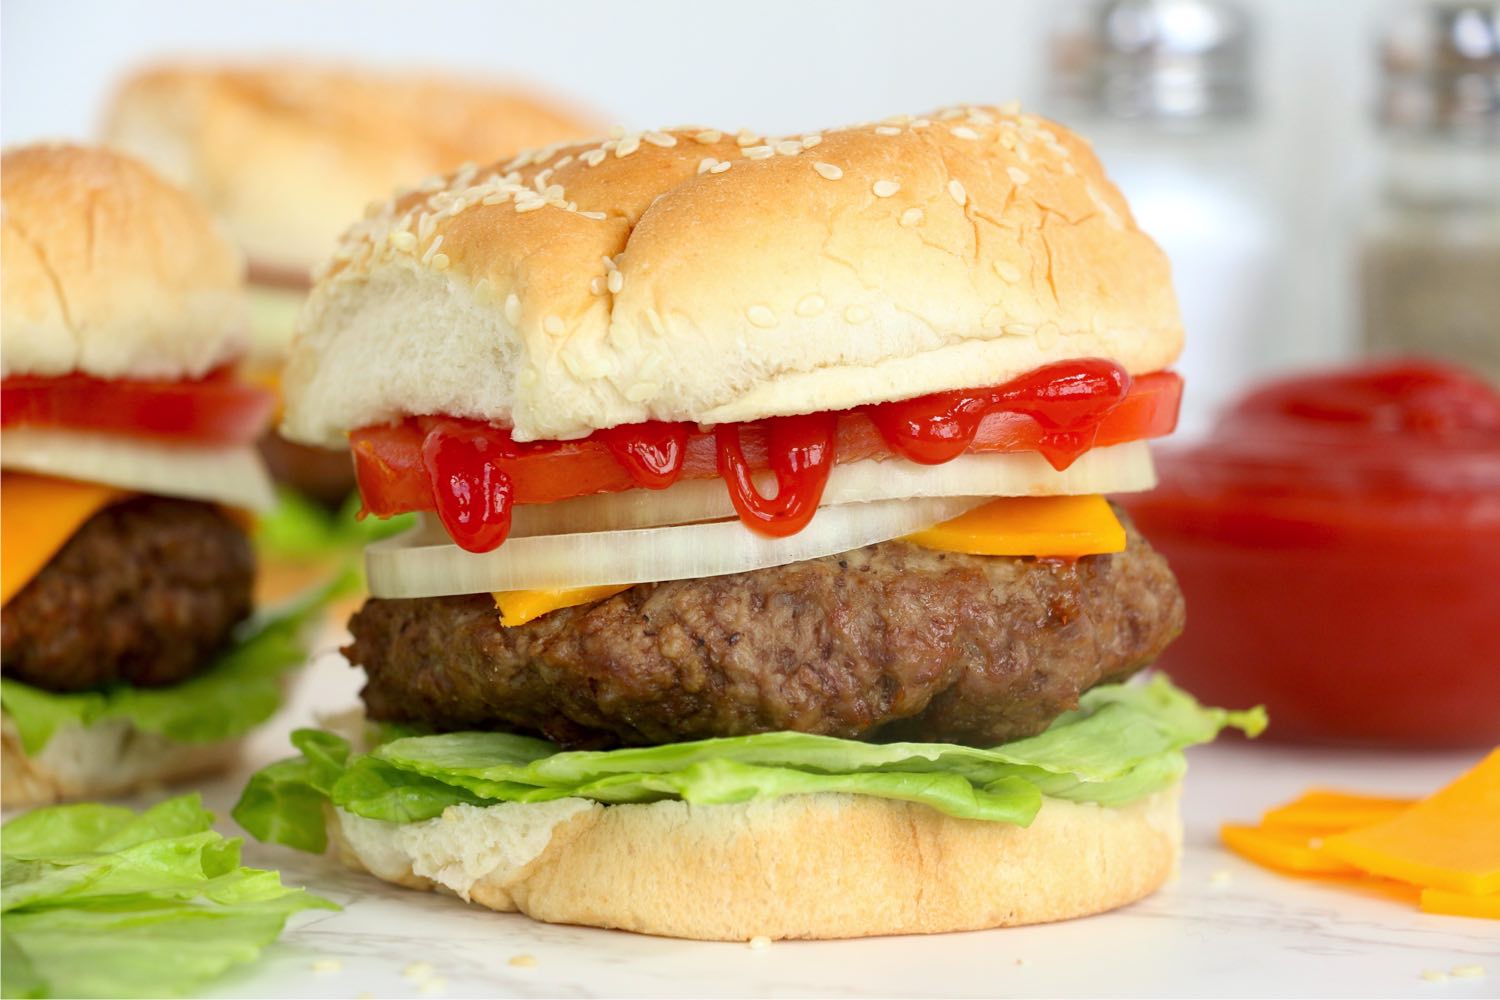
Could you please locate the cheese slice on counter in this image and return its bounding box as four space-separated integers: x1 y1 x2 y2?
1220 824 1361 876
1321 748 1500 896
904 494 1126 558
494 585 631 627
1 472 127 605
1259 790 1418 834
1421 888 1500 920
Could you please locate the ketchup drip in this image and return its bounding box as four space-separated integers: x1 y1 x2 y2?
866 359 1132 471
420 423 516 553
597 420 690 490
716 413 839 537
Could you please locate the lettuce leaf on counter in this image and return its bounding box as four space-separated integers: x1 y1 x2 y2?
234 676 1265 852
1 795 336 999
0 567 354 755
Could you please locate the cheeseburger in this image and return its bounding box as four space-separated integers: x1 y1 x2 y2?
103 62 601 510
237 107 1262 940
0 145 303 805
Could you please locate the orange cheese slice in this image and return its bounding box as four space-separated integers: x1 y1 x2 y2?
1220 823 1361 876
904 495 1126 558
1420 888 1500 920
1260 790 1418 834
1 472 126 605
1321 749 1500 896
493 585 631 627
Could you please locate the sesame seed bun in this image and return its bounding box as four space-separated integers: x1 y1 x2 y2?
281 106 1182 448
329 784 1182 940
102 63 602 279
0 144 247 381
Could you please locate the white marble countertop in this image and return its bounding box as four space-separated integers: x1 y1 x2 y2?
135 648 1499 998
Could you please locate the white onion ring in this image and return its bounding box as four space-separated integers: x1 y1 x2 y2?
510 442 1155 538
367 497 986 598
0 428 277 511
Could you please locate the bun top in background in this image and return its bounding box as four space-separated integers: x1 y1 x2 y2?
282 105 1183 447
102 63 603 280
1 143 246 380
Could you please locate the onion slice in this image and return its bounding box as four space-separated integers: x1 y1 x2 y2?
0 428 277 511
510 441 1155 538
367 497 986 598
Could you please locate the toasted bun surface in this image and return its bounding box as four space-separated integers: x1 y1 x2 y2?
1 144 247 380
282 105 1182 447
103 63 601 276
330 784 1181 940
1 712 240 807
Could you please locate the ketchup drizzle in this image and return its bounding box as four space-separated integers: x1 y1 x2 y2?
420 423 516 553
866 359 1132 471
715 413 839 537
597 420 690 490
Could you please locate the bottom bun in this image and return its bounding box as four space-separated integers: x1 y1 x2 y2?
330 783 1182 940
1 712 241 807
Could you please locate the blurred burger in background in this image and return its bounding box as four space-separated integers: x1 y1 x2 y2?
101 62 601 595
237 106 1262 941
0 144 322 805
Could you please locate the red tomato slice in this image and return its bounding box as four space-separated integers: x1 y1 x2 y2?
0 369 276 445
353 372 1182 518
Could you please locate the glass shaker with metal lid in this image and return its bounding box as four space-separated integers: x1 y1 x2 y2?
1045 0 1278 436
1359 2 1500 383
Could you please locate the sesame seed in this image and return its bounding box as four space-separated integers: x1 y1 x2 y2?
801 134 823 148
710 160 732 174
795 294 826 317
616 135 641 157
874 125 902 136
994 261 1022 282
590 276 605 295
698 157 719 175
310 959 342 974
1451 965 1485 979
390 231 418 252
1007 167 1030 185
580 210 607 220
899 207 923 227
646 308 667 336
813 162 843 181
644 130 678 147
845 305 871 323
736 131 763 146
481 192 510 206
607 270 624 294
999 100 1022 116
744 145 775 160
872 179 900 198
951 126 981 140
554 154 574 168
430 252 450 270
544 315 565 335
420 235 444 265
948 179 968 205
747 305 777 328
509 955 539 968
694 129 723 143
504 293 522 326
749 936 772 950
776 140 802 156
938 107 964 121
1421 970 1448 983
542 183 564 201
602 255 618 271
583 148 607 167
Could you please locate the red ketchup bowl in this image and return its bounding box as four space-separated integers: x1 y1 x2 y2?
1122 360 1500 748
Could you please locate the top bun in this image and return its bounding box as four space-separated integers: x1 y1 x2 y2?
103 63 601 277
283 105 1183 447
1 144 246 380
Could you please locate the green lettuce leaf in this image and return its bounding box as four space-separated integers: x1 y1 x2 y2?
235 676 1264 851
1 794 336 1000
256 487 414 560
0 568 353 755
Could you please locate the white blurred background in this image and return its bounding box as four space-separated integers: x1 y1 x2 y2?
0 1 1442 431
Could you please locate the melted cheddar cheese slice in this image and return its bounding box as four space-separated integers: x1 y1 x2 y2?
904 494 1126 558
493 585 632 627
1 472 127 605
